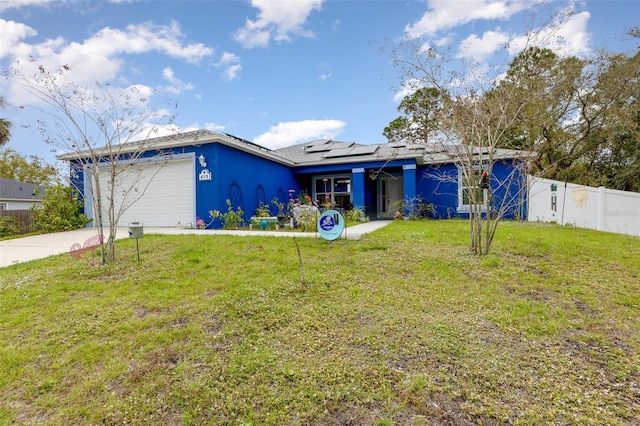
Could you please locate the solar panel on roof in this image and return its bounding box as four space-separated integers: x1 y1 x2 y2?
304 139 331 148
322 145 379 159
389 142 406 148
305 143 336 153
349 145 378 155
322 148 354 158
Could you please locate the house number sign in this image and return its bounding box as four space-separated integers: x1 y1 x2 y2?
199 169 212 181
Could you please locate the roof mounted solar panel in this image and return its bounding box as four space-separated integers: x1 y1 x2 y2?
322 148 354 158
303 139 332 151
349 145 378 155
305 139 331 147
388 142 407 148
306 141 356 154
305 143 336 153
322 144 379 159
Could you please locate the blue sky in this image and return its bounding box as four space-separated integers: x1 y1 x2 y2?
1 0 638 166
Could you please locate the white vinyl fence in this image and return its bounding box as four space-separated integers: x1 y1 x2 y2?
527 176 640 237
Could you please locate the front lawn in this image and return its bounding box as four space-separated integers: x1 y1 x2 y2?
0 220 638 425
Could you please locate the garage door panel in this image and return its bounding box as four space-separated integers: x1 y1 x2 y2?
97 158 194 227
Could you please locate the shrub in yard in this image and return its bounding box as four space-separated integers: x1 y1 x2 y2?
209 199 245 229
0 216 20 238
31 183 91 232
345 207 368 224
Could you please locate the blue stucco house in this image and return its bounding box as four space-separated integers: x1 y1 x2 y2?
62 129 527 228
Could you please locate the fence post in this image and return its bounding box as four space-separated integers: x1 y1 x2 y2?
598 186 606 232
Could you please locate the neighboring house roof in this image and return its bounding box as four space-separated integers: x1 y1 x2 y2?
57 129 529 167
0 177 44 202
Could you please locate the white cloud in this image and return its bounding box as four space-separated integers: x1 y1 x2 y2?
222 64 242 81
85 21 213 64
234 0 324 48
0 20 38 58
458 29 510 62
405 0 530 39
254 119 346 149
6 21 212 74
3 20 214 104
217 51 240 66
393 78 423 103
180 122 225 133
318 62 332 81
162 67 194 94
215 51 242 80
204 122 226 132
0 0 53 12
509 10 591 57
131 123 180 141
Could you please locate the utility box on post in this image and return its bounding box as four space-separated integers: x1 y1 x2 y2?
128 222 144 239
128 221 144 262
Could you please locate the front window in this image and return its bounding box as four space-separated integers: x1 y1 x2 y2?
458 167 487 213
314 176 351 209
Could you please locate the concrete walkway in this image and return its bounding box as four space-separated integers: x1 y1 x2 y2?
0 221 391 268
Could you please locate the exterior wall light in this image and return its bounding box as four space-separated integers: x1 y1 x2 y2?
198 154 207 168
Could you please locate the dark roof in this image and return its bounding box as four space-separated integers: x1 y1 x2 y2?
58 129 528 167
274 139 429 166
57 129 291 165
0 177 44 201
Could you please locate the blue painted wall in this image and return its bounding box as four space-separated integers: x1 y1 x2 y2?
70 160 86 214
195 143 299 228
416 160 526 219
71 141 527 226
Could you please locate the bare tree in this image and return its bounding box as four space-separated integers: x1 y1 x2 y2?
6 60 177 263
426 90 531 255
381 10 576 254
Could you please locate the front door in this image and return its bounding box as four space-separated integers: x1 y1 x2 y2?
378 176 403 218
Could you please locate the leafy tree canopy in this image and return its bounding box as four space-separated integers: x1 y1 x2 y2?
31 183 90 233
0 148 59 185
0 97 11 147
386 46 640 192
383 87 445 145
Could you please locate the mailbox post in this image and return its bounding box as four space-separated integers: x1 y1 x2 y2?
128 222 144 262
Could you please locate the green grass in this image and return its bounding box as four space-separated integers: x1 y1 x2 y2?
1 220 638 425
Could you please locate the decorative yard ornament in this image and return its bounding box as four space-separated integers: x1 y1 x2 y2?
479 171 490 189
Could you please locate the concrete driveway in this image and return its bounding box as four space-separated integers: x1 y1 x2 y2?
0 221 391 268
0 228 128 267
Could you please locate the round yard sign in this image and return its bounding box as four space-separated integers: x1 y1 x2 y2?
317 209 345 240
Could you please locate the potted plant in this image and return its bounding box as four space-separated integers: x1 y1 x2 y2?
272 197 286 226
255 201 271 217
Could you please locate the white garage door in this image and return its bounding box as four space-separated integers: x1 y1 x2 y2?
97 157 194 227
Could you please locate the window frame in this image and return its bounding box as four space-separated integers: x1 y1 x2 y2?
457 165 488 213
312 174 352 208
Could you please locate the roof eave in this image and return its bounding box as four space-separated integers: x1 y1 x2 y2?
57 132 296 166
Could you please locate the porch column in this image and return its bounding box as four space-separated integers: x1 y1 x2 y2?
352 168 365 209
403 164 417 215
